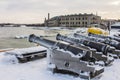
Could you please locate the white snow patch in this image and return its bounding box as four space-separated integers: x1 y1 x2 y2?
100 60 120 80
5 46 47 55
0 53 18 64
0 53 82 80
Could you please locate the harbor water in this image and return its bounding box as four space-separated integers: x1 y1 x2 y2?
0 27 73 49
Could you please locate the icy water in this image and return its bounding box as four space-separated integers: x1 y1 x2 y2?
0 27 73 49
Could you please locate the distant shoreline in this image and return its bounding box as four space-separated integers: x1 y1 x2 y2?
0 23 44 27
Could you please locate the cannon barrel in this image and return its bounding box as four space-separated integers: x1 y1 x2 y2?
74 33 120 50
56 34 109 55
29 34 94 61
89 33 120 42
114 36 120 42
29 34 55 48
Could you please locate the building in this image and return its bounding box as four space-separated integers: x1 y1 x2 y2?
101 19 117 30
47 17 60 27
45 13 101 27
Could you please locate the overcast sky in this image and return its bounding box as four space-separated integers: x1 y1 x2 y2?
0 0 120 23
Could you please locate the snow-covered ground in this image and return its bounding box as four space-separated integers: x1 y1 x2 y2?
0 27 120 80
0 51 120 80
100 60 120 80
0 53 83 80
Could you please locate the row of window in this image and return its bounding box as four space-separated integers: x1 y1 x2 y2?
59 17 88 20
59 17 98 21
60 22 88 25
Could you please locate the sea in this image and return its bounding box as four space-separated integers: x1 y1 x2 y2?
0 27 73 49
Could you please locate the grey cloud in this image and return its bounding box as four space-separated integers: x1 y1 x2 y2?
0 0 119 12
0 0 120 23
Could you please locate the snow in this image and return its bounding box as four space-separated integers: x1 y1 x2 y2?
0 52 83 80
100 60 120 80
15 35 28 39
111 22 120 26
0 50 119 80
3 46 47 59
5 46 47 55
1 50 120 80
1 53 19 64
110 29 119 36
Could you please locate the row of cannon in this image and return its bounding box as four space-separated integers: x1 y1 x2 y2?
28 33 120 80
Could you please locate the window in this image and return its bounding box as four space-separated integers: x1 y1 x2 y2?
93 17 96 20
66 18 69 20
82 18 84 20
82 22 84 24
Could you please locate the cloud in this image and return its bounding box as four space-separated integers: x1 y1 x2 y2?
0 0 119 23
109 1 120 6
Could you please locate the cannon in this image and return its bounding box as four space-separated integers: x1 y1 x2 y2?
74 33 120 58
57 34 109 55
29 34 104 80
88 33 120 42
114 33 120 38
74 33 120 50
56 34 114 65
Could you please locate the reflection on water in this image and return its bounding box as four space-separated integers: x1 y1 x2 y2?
0 27 73 49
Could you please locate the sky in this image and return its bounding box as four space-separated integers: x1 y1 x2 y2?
0 0 120 24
